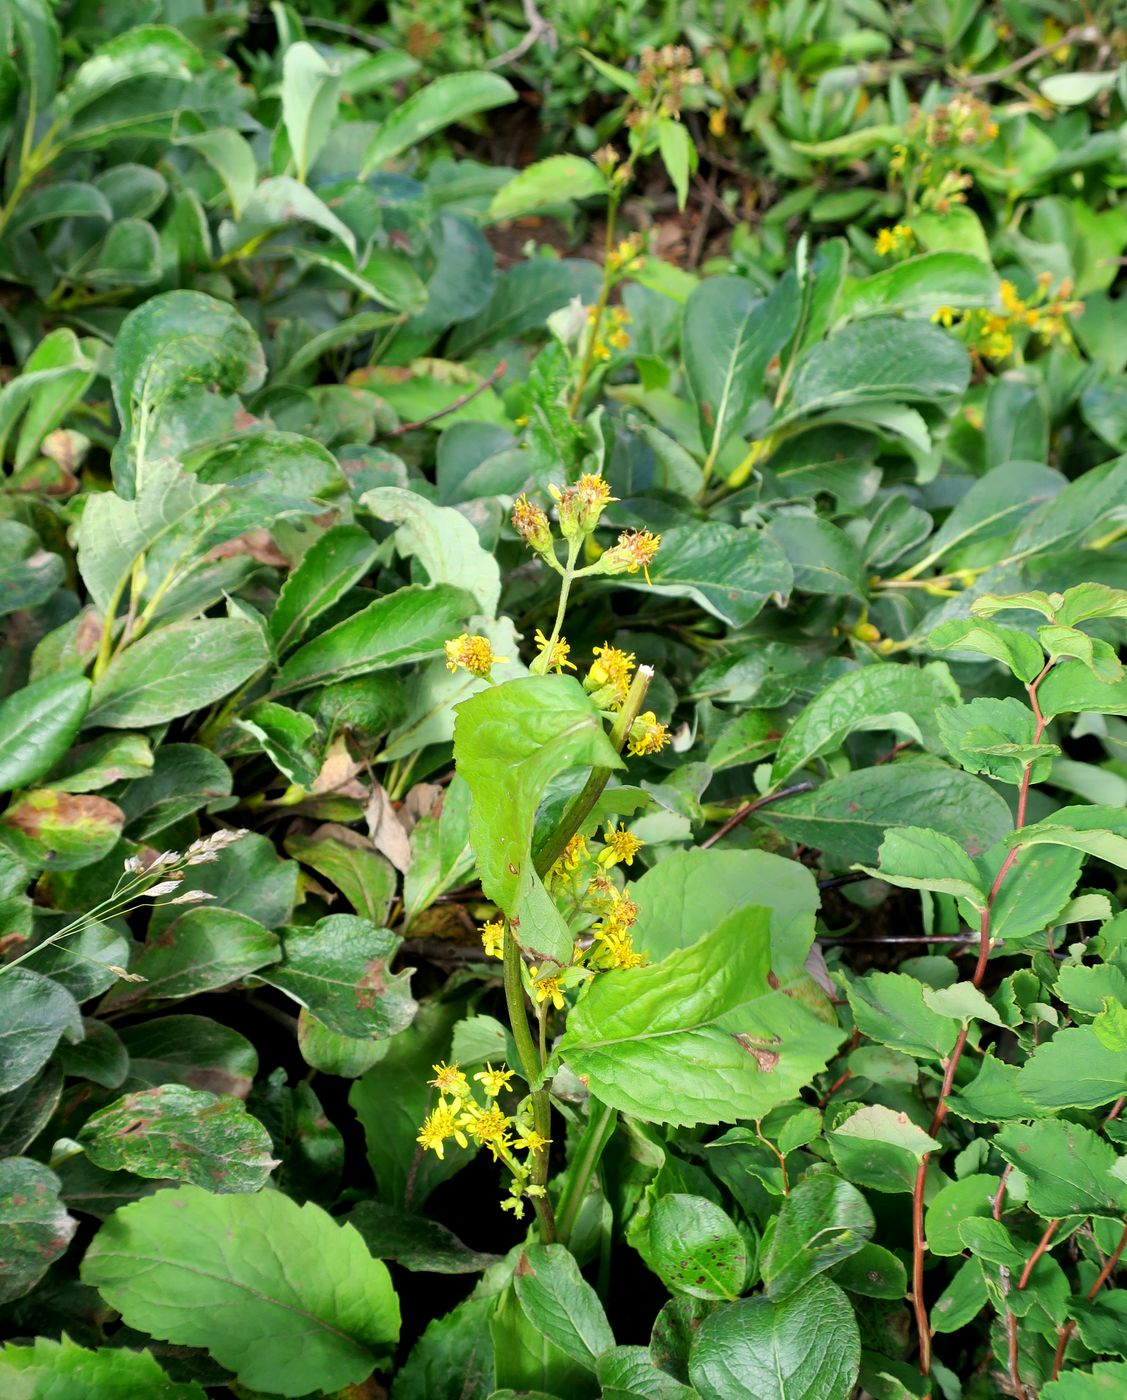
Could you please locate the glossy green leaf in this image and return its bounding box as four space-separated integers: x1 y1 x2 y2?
489 155 608 221
260 915 416 1040
270 524 378 654
856 825 987 907
0 674 90 794
0 1334 205 1398
761 1173 874 1299
360 71 515 176
513 1243 614 1371
689 1277 860 1400
556 911 844 1127
281 41 341 182
631 521 793 628
647 1194 748 1301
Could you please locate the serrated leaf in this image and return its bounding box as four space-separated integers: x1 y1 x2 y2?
846 971 959 1061
81 1184 399 1396
995 1120 1127 1218
556 911 843 1127
856 826 987 908
0 1334 205 1398
1018 1025 1127 1109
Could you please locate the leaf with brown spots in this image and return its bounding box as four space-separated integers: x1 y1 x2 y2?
0 1158 77 1303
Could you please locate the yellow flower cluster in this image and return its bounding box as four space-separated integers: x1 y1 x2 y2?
542 823 650 973
607 234 645 276
599 528 662 584
587 304 632 362
628 710 670 757
874 224 914 258
415 1059 550 1218
480 917 504 959
932 275 1082 363
585 642 636 709
444 633 507 678
533 628 576 674
889 92 998 214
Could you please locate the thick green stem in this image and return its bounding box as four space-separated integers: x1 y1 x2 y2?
503 924 556 1242
556 1099 617 1246
534 664 653 877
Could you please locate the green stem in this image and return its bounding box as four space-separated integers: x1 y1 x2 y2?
556 1099 617 1246
538 537 580 668
568 198 619 418
534 664 653 877
503 924 556 1242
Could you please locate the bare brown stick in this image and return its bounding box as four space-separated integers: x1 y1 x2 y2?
387 360 507 436
699 782 814 849
1019 1219 1060 1289
486 0 555 68
962 25 1100 86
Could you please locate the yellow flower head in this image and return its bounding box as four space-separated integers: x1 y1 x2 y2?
874 224 913 257
533 629 577 674
416 1098 469 1159
598 927 647 970
594 894 640 938
709 106 727 137
480 917 504 960
513 1126 551 1154
999 279 1025 316
473 1062 516 1098
429 1061 468 1097
551 833 589 876
586 643 636 707
463 1102 513 1159
444 633 506 678
598 821 644 868
528 966 566 1011
512 494 553 555
628 711 670 757
931 305 958 328
600 529 661 584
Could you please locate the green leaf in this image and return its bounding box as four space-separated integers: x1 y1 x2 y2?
840 252 995 322
1038 624 1124 683
99 907 280 1011
50 733 153 794
232 176 356 258
347 1199 499 1274
657 119 695 212
235 702 320 788
362 486 501 616
360 72 515 176
597 1346 697 1400
514 1243 615 1372
0 1063 63 1157
0 1334 205 1399
683 273 799 463
932 1258 988 1334
630 847 819 977
349 1000 470 1208
270 524 378 654
260 915 416 1040
980 839 1084 946
929 624 1041 688
81 1184 399 1396
689 1276 860 1400
147 830 296 935
1056 583 1127 627
118 744 231 839
402 776 474 926
1008 804 1127 869
832 1242 907 1300
770 662 959 787
0 790 123 871
78 1085 277 1192
285 827 397 925
454 676 621 966
87 619 270 728
793 125 901 157
632 521 793 628
778 318 970 424
273 583 473 697
938 695 1057 785
59 1016 127 1088
0 1158 77 1304
110 291 265 494
646 1194 748 1301
1043 1363 1127 1398
489 155 609 221
1039 661 1127 719
0 968 82 1092
0 674 90 794
281 41 341 182
757 762 1013 868
556 911 844 1127
1018 1025 1127 1110
1070 1293 1127 1360
448 258 600 355
825 1104 940 1194
856 826 988 907
760 1173 874 1300
995 1121 1127 1219
846 970 959 1061
119 1015 257 1097
769 515 865 599
923 983 1004 1027
175 125 257 218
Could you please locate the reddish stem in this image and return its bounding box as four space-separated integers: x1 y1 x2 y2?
911 661 1052 1381
1052 1221 1127 1379
1019 1219 1060 1290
